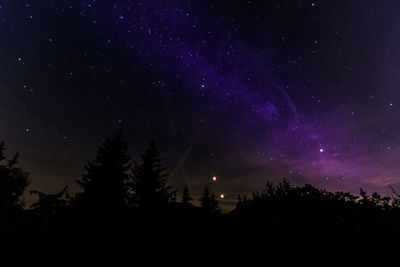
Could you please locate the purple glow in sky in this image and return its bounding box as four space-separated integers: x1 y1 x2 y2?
2 0 400 209
100 0 378 192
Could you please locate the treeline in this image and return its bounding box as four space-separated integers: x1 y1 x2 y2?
2 130 400 239
0 130 223 239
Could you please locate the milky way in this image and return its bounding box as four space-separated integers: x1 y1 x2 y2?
1 0 400 209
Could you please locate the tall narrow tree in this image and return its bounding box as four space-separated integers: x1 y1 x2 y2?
76 130 131 213
0 141 30 214
200 186 220 214
182 184 193 207
128 141 172 209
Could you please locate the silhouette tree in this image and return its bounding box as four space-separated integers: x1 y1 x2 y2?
30 186 70 229
30 185 69 215
359 188 372 208
182 184 193 207
0 142 30 214
389 185 400 208
200 186 220 214
75 130 131 214
128 140 172 209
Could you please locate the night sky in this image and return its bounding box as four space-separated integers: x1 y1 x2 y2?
2 0 400 209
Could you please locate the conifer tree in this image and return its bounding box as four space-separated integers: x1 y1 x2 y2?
128 140 172 209
0 141 30 212
182 184 193 207
200 186 220 214
76 130 131 212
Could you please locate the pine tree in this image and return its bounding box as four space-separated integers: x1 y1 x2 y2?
182 184 193 207
0 141 30 212
200 186 220 214
128 140 172 209
75 130 131 213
